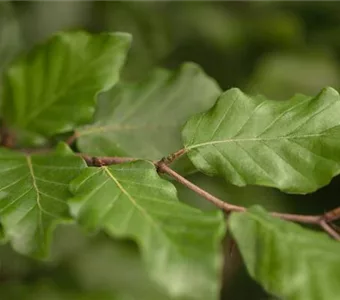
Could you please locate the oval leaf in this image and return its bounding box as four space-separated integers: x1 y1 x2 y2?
2 31 131 136
229 206 340 300
183 87 340 193
76 63 221 161
69 160 225 300
0 144 86 257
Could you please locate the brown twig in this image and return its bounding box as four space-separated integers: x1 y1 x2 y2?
9 143 340 240
1 107 338 239
66 131 79 146
155 162 340 240
271 212 320 224
74 155 340 236
157 161 245 213
320 220 340 240
163 148 187 164
79 154 136 166
323 206 340 222
157 161 325 223
329 223 340 234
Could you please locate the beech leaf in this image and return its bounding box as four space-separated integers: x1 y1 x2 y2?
183 87 340 193
2 31 131 136
76 63 221 160
69 160 225 300
0 143 86 257
229 206 340 300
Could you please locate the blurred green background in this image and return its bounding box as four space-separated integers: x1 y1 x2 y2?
0 1 340 299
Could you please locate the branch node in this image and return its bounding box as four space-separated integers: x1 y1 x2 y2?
92 157 104 167
163 148 187 165
323 206 340 222
14 146 340 241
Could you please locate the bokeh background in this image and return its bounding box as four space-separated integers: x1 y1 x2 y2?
0 1 340 299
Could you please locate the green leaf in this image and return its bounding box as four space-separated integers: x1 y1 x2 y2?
229 206 340 300
69 160 225 300
2 31 131 136
76 63 221 161
183 87 340 193
0 144 86 257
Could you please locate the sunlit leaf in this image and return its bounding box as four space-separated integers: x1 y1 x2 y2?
76 63 221 162
229 206 340 300
69 160 225 300
0 143 86 257
183 87 340 193
2 31 131 136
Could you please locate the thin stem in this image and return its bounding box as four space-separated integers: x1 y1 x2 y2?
320 220 340 240
75 155 340 230
11 144 340 239
157 162 323 224
157 161 245 213
79 154 136 166
323 206 340 222
158 162 340 240
329 223 340 234
66 131 79 146
164 148 187 164
271 212 320 224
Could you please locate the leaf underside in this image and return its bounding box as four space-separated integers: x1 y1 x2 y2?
229 206 340 300
183 87 340 193
76 63 221 162
69 160 225 300
2 31 131 137
0 144 86 257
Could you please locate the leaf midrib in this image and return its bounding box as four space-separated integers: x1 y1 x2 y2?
26 155 44 241
186 131 338 150
26 156 63 221
102 166 186 255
